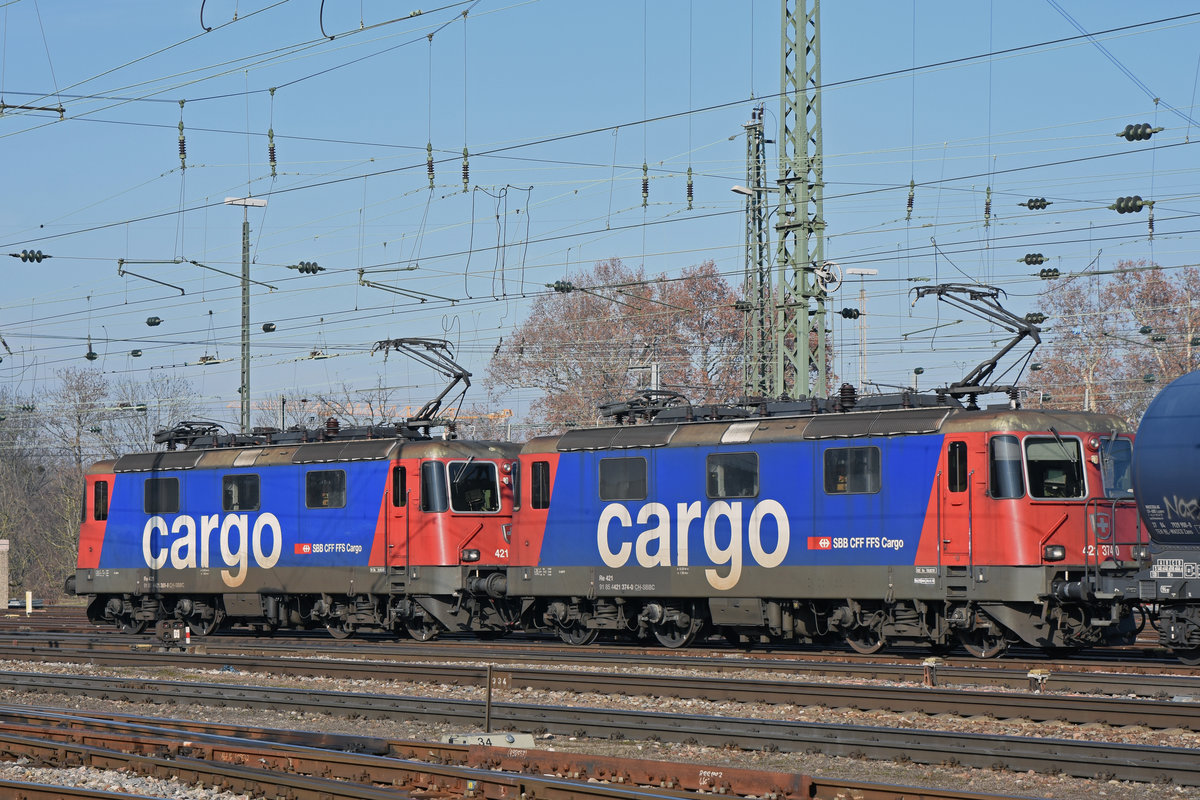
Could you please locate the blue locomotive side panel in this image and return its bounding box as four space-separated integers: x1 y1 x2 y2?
536 435 942 590
97 462 389 587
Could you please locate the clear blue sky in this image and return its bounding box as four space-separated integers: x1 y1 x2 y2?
2 1 1198 429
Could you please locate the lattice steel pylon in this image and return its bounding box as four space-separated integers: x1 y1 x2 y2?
774 0 827 399
740 105 773 398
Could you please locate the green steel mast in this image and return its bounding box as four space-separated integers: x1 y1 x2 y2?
774 0 827 399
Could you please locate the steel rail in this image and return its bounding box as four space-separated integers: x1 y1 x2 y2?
0 705 1031 800
0 670 1197 787
2 644 1197 730
2 627 1195 694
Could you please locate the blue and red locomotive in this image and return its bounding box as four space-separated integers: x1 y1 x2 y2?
72 315 1156 658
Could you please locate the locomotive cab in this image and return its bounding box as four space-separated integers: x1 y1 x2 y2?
927 411 1142 655
380 440 522 640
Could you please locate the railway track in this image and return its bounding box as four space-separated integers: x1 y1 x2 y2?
0 704 1029 800
4 626 1199 695
1 669 1198 787
5 606 1193 674
0 642 1197 731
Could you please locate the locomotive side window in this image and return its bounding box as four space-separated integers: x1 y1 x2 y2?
305 470 346 509
420 462 449 512
449 460 500 513
93 480 109 521
511 462 521 511
531 460 551 509
988 435 1025 498
707 452 759 498
391 465 407 507
947 441 968 493
144 477 179 514
1025 437 1084 499
823 447 880 494
599 457 647 501
1099 437 1134 499
222 474 260 511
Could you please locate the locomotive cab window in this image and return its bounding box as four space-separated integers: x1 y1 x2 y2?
222 474 260 511
599 457 647 501
144 477 179 514
305 470 346 509
947 441 968 493
449 460 500 513
989 435 1025 498
391 465 407 507
823 447 880 494
1099 436 1134 500
530 460 551 509
707 452 759 498
1025 436 1084 499
93 480 109 521
420 461 449 512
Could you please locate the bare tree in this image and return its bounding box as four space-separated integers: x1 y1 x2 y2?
1033 260 1200 421
487 258 743 432
106 372 205 454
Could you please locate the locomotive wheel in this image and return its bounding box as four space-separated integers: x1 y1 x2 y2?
117 616 147 635
844 628 885 655
657 609 700 647
406 619 442 642
1173 648 1200 666
187 614 220 637
653 624 702 648
325 621 355 640
958 629 1006 659
557 625 599 646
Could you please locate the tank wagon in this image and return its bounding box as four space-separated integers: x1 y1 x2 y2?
1096 370 1200 663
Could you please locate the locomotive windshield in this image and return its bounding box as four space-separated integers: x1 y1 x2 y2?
1024 437 1085 499
1099 436 1134 500
448 460 501 512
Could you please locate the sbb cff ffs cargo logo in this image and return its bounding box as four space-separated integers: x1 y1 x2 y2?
808 536 832 550
295 543 312 554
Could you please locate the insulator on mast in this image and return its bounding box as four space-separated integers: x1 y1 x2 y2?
984 186 992 228
686 166 694 210
905 179 914 221
177 100 187 170
462 147 470 192
426 142 435 188
641 162 649 208
267 87 278 179
1148 206 1155 240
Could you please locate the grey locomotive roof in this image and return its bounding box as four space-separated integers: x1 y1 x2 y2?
526 404 1132 455
110 438 518 473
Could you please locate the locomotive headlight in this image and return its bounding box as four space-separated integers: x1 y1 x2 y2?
1043 544 1066 562
1087 437 1100 451
461 549 481 562
1132 544 1150 561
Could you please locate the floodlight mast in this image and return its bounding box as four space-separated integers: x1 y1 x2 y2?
224 196 268 434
